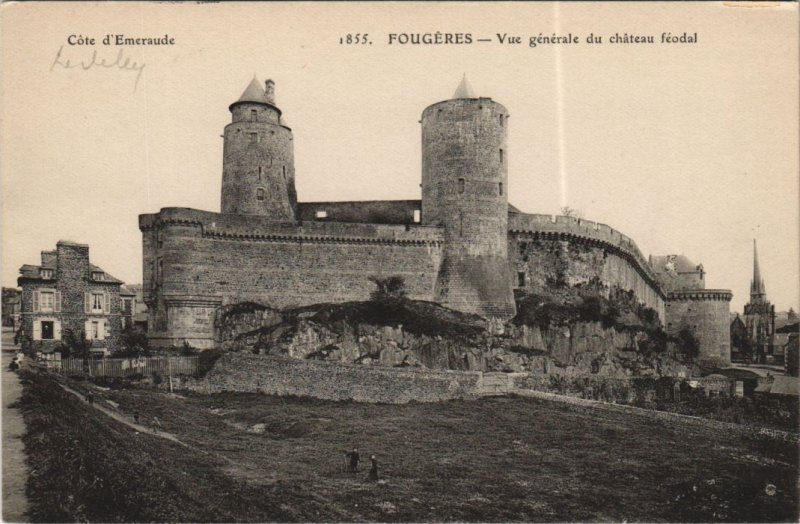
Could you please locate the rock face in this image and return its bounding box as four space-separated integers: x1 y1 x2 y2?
218 300 694 379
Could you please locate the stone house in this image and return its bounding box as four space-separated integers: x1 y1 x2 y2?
120 284 148 332
18 241 125 356
2 287 21 329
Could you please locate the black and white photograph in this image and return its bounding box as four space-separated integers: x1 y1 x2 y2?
1 2 798 522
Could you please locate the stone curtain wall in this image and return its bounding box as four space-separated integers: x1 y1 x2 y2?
181 353 482 403
140 208 444 347
508 213 666 321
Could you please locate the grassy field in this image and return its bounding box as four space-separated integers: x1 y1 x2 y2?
18 368 799 523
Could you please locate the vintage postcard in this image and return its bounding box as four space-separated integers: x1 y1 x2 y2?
2 2 798 522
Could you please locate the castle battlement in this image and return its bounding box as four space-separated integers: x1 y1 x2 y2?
668 289 733 301
140 207 445 245
508 212 664 297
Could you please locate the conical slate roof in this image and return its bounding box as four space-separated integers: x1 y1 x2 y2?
236 76 267 104
453 74 476 99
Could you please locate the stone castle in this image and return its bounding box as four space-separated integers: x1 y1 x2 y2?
140 75 732 364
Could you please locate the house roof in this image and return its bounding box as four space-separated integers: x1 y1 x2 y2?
768 375 799 396
120 285 137 297
650 255 701 274
18 263 123 284
776 322 799 334
89 264 124 284
297 200 422 225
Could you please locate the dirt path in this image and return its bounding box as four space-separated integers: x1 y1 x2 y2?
3 347 29 522
57 383 189 448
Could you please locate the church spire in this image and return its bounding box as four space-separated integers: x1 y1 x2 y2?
751 239 766 298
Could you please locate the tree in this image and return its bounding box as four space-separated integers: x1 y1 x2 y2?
60 329 92 359
369 276 407 303
561 206 583 219
115 326 150 358
676 327 700 362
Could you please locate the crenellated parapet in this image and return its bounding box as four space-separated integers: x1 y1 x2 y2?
508 212 666 298
668 289 733 302
140 207 445 246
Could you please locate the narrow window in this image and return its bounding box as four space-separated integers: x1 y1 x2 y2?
458 178 465 194
249 132 258 143
459 212 464 236
250 109 258 122
499 114 504 127
41 321 54 340
283 166 286 181
40 291 55 312
499 182 503 196
316 210 327 219
517 272 526 287
499 149 504 164
413 210 421 223
91 292 105 313
258 166 262 180
256 188 265 200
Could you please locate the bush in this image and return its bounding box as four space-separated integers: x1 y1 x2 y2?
115 326 150 358
369 276 407 303
59 329 93 359
675 328 700 362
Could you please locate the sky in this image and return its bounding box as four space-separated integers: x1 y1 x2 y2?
2 2 798 313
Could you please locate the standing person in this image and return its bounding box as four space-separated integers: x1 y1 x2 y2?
348 447 360 472
368 455 378 481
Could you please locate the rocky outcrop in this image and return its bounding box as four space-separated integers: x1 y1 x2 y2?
219 300 694 378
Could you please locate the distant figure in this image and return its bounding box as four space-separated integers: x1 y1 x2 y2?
8 359 19 372
133 410 141 424
368 455 378 481
86 393 95 405
347 447 360 472
151 416 162 434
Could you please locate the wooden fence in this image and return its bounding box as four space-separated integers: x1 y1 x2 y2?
42 356 199 378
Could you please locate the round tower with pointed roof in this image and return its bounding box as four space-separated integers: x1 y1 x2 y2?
221 77 297 219
420 76 515 319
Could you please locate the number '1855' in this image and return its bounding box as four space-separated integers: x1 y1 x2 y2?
339 34 371 45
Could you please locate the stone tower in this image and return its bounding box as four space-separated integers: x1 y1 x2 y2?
420 76 516 319
221 77 297 219
744 239 775 361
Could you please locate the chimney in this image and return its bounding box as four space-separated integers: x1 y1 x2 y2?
41 250 57 267
265 79 275 104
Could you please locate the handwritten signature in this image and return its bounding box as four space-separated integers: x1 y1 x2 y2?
51 46 146 92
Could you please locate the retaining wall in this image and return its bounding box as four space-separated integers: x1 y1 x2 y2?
178 353 482 403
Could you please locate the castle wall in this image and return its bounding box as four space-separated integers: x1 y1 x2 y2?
140 208 443 347
508 213 667 321
666 290 732 366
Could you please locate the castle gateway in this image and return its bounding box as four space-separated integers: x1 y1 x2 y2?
140 76 730 365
